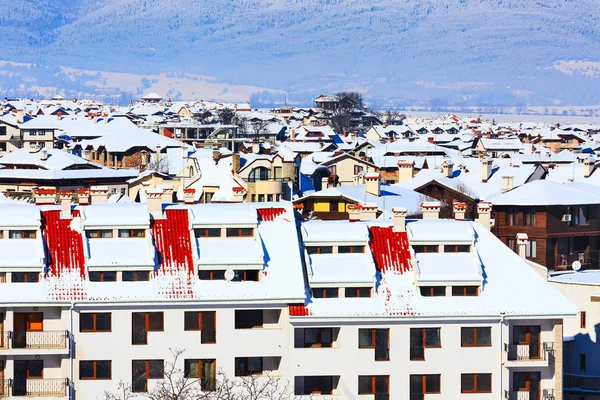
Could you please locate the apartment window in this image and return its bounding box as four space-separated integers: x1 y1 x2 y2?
581 311 587 329
330 200 339 212
267 194 273 202
132 360 164 392
420 286 445 297
198 270 226 280
17 360 43 379
306 246 333 255
452 286 479 296
410 328 441 360
461 373 491 393
338 245 365 253
235 310 263 329
194 228 221 238
581 353 586 371
301 328 333 348
235 357 263 376
507 238 517 253
12 272 39 283
313 288 339 298
359 328 389 361
37 130 46 136
80 360 112 380
8 230 36 239
184 311 216 343
123 271 151 282
354 165 364 175
274 166 283 180
358 375 389 396
184 359 216 391
410 374 441 398
524 208 536 226
89 271 117 282
444 244 470 253
80 313 111 332
132 312 164 344
345 287 372 298
0 126 6 136
232 270 260 282
461 327 492 347
258 194 264 202
506 207 518 226
0 272 5 283
118 229 145 238
412 245 439 253
86 230 113 239
570 206 589 226
300 376 334 395
226 228 254 237
526 240 537 258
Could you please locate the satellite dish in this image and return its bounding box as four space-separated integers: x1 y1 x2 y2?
224 269 235 281
572 261 582 271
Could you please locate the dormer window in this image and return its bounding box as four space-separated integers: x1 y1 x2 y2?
307 246 333 255
413 245 439 254
444 245 470 253
123 271 151 281
338 246 365 254
313 288 339 298
9 230 36 239
12 272 39 283
420 286 446 297
89 271 117 282
118 229 145 238
345 287 372 298
452 286 479 296
226 228 254 237
194 228 221 238
86 230 113 239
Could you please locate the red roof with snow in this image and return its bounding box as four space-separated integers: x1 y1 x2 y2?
257 207 286 222
369 226 412 274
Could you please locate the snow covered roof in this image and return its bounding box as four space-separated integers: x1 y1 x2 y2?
0 204 40 228
79 203 151 228
301 220 370 243
308 254 375 286
189 203 258 226
86 237 155 269
487 180 600 206
0 148 101 170
415 253 482 284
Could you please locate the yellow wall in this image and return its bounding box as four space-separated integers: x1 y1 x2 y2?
314 201 330 212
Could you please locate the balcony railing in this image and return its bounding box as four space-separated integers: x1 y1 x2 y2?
2 330 69 350
505 342 553 361
504 389 555 400
565 374 600 392
3 378 69 397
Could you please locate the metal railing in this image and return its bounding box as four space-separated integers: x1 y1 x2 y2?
565 374 600 392
2 330 69 350
4 378 69 397
504 389 555 400
505 342 553 361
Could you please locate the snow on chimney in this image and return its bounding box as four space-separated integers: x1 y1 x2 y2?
232 187 246 202
183 188 195 205
347 203 362 222
364 172 381 197
392 207 408 232
421 201 441 219
59 190 73 220
453 201 467 221
476 201 492 230
397 159 415 183
39 148 48 161
90 186 109 204
502 176 514 193
160 185 174 203
77 188 90 205
481 157 493 183
516 233 528 258
584 157 596 178
34 188 57 206
441 160 454 178
146 188 165 219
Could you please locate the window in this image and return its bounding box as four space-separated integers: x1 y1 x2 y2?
184 359 216 391
299 376 334 395
274 166 283 180
184 311 216 343
204 192 214 203
11 272 39 283
452 286 479 296
89 271 117 282
444 244 470 252
86 230 113 239
306 246 333 255
80 360 111 380
80 313 111 332
267 194 273 202
330 200 339 212
359 328 389 361
410 328 441 360
198 270 226 280
0 126 6 136
132 312 164 344
338 245 365 253
580 353 586 371
132 360 164 392
226 228 254 237
16 360 43 379
507 238 517 253
581 311 587 329
258 194 264 202
313 288 339 298
461 373 491 393
235 357 263 376
461 327 492 347
123 271 151 282
570 206 589 226
412 245 439 253
118 229 145 238
300 328 333 348
345 287 372 298
329 165 337 175
8 230 36 239
506 207 518 226
410 374 441 398
358 375 389 396
354 165 364 175
526 240 537 258
524 208 536 226
194 228 221 238
248 167 270 182
235 310 263 329
420 286 445 297
232 270 260 282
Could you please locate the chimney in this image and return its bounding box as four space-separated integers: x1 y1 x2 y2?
441 160 454 178
161 185 174 203
232 153 241 173
392 207 408 232
232 187 246 202
293 203 304 217
347 204 362 222
28 145 38 154
212 150 221 162
59 190 73 219
252 142 260 154
502 176 514 193
516 233 528 258
453 201 467 220
397 160 415 183
476 201 492 230
16 110 24 124
584 157 595 178
39 148 48 161
146 188 165 219
321 176 329 190
421 201 441 219
77 188 90 205
360 204 378 220
183 188 196 205
481 157 493 182
90 186 109 204
34 188 57 206
364 172 381 197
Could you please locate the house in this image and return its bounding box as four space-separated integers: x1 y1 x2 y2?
314 94 357 110
318 152 378 186
473 137 524 157
0 113 23 153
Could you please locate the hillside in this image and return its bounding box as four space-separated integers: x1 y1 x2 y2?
1 0 600 106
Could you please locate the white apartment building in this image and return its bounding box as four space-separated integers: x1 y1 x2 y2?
0 193 576 400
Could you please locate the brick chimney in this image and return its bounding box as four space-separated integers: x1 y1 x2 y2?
397 160 415 183
516 233 528 258
481 157 493 183
421 201 441 219
502 176 514 193
90 186 109 204
232 153 241 173
453 201 467 220
364 172 381 197
392 207 408 232
59 190 73 220
476 202 492 230
183 188 195 205
146 188 165 219
441 160 454 178
34 188 57 206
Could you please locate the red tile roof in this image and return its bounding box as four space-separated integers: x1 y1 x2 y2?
369 226 412 274
289 304 312 316
257 207 286 222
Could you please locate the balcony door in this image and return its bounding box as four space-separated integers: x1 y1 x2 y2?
13 313 43 349
0 360 4 396
513 326 541 360
513 372 540 400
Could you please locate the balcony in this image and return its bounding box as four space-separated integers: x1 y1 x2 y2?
0 331 69 355
504 342 553 367
504 389 555 400
1 378 69 397
565 374 600 393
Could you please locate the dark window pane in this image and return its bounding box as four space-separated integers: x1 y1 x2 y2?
375 329 389 361
234 358 246 376
79 361 95 379
477 374 491 392
248 357 262 374
96 361 111 379
461 328 475 346
478 327 491 346
132 313 147 345
358 376 373 394
461 374 475 392
89 272 101 282
425 328 440 346
410 375 423 394
321 328 332 346
201 311 216 343
148 360 164 379
122 271 135 281
96 313 111 331
184 359 200 378
184 312 200 331
148 313 163 331
104 272 117 281
410 329 424 360
304 329 318 346
359 329 373 348
28 360 43 378
12 273 25 282
425 375 440 393
80 314 94 332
